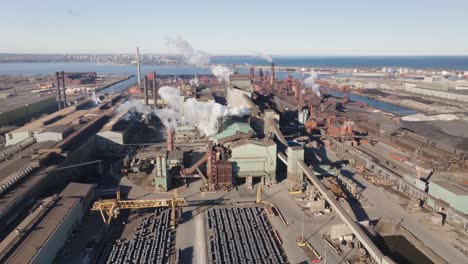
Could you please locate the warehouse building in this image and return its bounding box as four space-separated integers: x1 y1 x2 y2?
427 181 468 214
0 182 95 264
213 119 277 186
4 99 94 146
0 95 57 127
35 125 74 142
226 139 277 186
96 109 137 152
227 74 253 108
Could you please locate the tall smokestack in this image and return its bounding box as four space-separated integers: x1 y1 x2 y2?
144 75 149 105
61 71 67 107
270 62 275 85
166 128 174 151
294 85 300 100
152 71 157 107
136 46 141 88
55 72 62 110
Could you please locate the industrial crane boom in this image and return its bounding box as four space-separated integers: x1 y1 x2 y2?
91 191 187 224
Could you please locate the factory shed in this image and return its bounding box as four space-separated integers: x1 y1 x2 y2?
4 99 93 146
427 181 468 214
35 125 74 142
227 75 253 109
96 110 136 152
229 74 253 91
1 182 95 264
213 121 255 144
228 139 277 184
0 95 56 127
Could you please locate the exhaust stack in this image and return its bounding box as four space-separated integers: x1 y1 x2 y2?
270 62 275 85
55 72 62 110
136 46 141 88
249 67 255 80
144 75 149 105
152 71 157 107
61 71 67 107
167 128 174 152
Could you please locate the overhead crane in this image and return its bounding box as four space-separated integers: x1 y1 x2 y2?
91 190 187 226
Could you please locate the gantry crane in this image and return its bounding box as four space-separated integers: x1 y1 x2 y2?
91 190 187 226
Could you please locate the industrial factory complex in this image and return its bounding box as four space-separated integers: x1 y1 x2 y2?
1 59 468 264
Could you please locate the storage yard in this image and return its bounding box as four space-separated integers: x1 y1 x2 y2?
100 208 175 264
0 62 467 264
206 206 287 264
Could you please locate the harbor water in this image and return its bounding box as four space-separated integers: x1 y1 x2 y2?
327 91 418 116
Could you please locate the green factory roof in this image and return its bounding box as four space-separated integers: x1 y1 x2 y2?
213 121 254 141
430 181 468 196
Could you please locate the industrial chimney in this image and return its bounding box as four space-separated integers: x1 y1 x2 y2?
270 62 275 85
294 85 301 100
61 71 67 107
152 71 157 107
136 46 141 88
166 128 174 152
55 72 62 110
144 75 149 106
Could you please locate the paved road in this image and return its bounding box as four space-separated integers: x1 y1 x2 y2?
327 149 468 264
195 210 208 264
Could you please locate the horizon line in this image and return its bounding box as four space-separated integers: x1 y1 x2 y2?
1 53 468 57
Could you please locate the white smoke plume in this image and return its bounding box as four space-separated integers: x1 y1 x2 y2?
166 36 210 66
117 86 250 136
117 99 152 121
303 70 320 96
211 65 233 82
166 35 235 82
189 76 199 86
255 52 273 63
156 86 250 136
91 91 101 104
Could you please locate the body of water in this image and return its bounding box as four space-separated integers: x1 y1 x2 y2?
0 56 468 76
327 91 418 116
374 235 434 264
100 76 137 94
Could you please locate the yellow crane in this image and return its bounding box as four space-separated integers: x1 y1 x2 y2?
256 183 262 203
91 190 187 226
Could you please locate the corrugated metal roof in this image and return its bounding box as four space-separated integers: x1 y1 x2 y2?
213 121 254 140
431 181 468 196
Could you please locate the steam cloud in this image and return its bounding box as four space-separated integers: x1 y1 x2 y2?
167 36 234 82
210 65 233 82
118 86 250 136
91 91 102 104
166 36 210 66
255 52 273 63
189 76 199 86
303 70 320 96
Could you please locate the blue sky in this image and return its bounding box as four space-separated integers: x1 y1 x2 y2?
1 0 467 55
